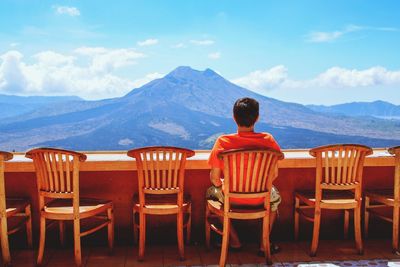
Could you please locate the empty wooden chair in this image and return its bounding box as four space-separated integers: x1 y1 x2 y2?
294 144 372 256
26 148 114 267
0 151 32 266
364 146 400 253
127 146 195 261
205 148 284 266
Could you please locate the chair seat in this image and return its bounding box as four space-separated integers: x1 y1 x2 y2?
365 189 394 206
207 199 267 216
133 194 191 214
295 190 358 209
6 198 30 217
42 198 112 220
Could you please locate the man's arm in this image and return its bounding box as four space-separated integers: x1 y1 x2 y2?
210 167 223 187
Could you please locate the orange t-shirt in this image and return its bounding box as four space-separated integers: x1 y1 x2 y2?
208 131 281 206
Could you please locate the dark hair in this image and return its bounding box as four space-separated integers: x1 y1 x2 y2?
233 97 259 127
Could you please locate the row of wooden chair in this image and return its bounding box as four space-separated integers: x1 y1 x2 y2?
0 145 399 267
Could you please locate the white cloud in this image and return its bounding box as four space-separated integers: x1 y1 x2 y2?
137 39 159 46
33 51 75 66
208 52 221 60
306 24 398 43
54 6 80 16
0 47 149 99
233 65 289 93
233 65 400 94
73 46 145 73
190 39 214 46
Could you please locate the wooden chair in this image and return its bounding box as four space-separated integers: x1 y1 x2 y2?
205 148 284 266
127 146 195 261
364 146 400 253
26 148 114 267
294 144 372 256
0 151 32 266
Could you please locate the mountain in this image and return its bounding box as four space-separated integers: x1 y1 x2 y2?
0 66 399 151
307 100 400 119
0 94 83 120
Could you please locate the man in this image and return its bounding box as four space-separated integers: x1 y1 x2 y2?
207 97 281 253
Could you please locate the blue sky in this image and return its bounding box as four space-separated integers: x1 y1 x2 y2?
0 0 399 104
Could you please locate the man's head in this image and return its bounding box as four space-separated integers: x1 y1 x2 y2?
233 97 259 127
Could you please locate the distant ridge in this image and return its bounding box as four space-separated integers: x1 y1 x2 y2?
0 94 83 120
0 66 399 151
307 100 400 119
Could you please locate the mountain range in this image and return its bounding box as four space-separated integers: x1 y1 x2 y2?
307 101 400 119
0 66 399 151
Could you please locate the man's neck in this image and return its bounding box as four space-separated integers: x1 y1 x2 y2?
237 126 255 133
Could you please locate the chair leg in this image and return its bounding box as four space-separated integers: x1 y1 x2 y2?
59 221 65 246
0 215 11 266
37 216 46 266
354 206 363 255
294 197 300 241
186 204 192 245
133 209 138 245
138 212 146 261
25 204 33 248
263 214 272 265
393 205 399 253
364 196 370 239
107 207 114 253
344 210 349 239
219 215 230 267
205 204 211 250
177 210 185 261
310 208 321 257
73 218 82 267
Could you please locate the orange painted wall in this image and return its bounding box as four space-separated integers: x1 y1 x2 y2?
4 166 395 245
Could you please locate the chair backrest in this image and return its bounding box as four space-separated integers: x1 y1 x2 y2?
389 146 400 202
218 148 284 208
127 146 195 205
310 144 373 192
0 151 13 218
25 148 87 200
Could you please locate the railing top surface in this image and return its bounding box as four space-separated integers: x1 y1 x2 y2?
3 148 395 172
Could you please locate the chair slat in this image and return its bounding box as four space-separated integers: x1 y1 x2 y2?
330 152 336 184
49 152 59 192
66 154 71 192
352 150 361 183
156 151 161 189
245 152 253 192
256 153 268 192
168 151 173 188
323 152 329 183
337 147 343 184
232 154 237 191
162 151 167 188
57 153 65 192
173 152 180 188
149 153 155 189
251 152 261 192
342 148 349 185
261 154 273 191
44 153 54 192
238 153 244 192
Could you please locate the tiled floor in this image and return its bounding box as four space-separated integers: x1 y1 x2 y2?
4 239 400 266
